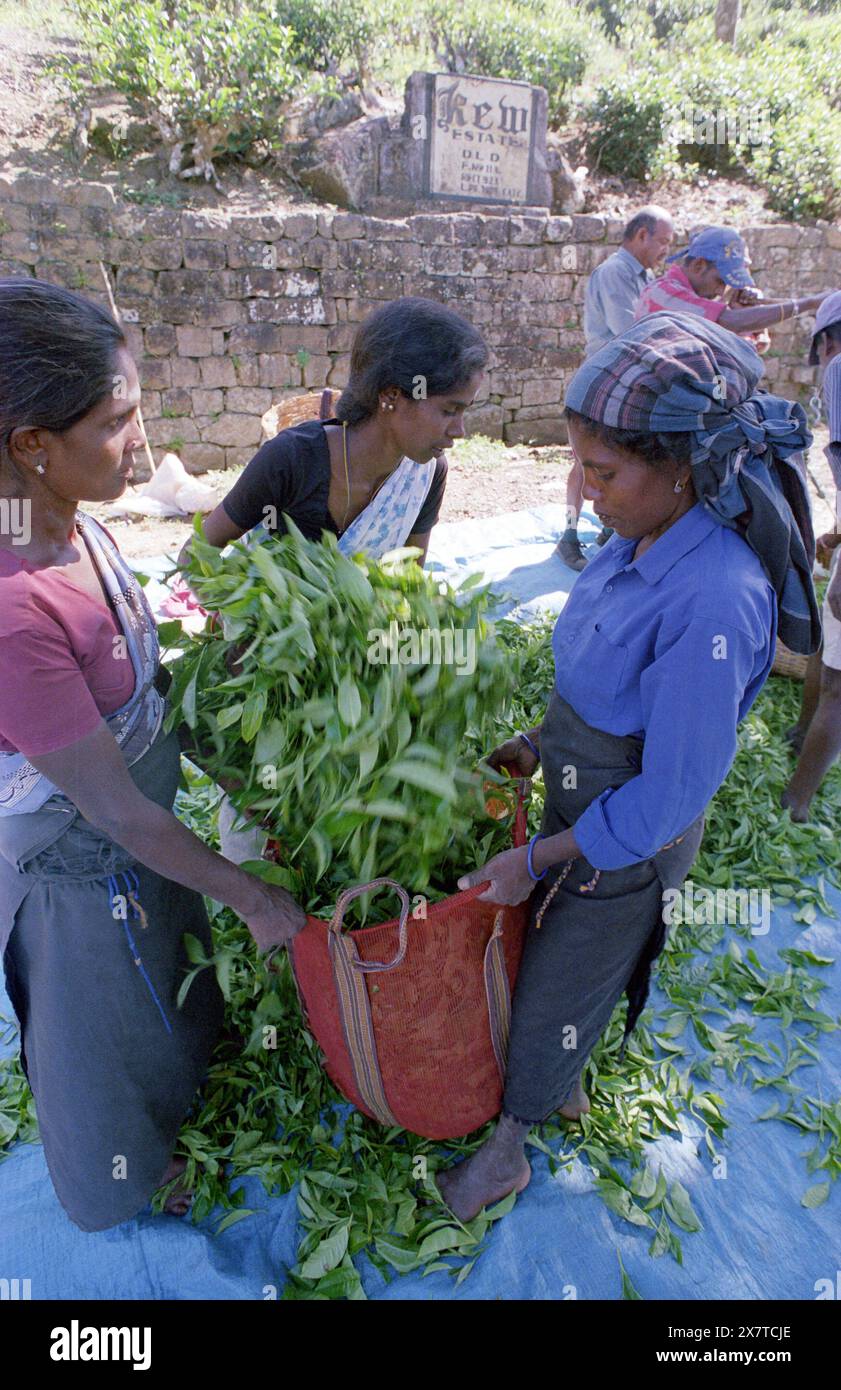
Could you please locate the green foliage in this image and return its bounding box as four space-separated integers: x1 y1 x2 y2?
586 39 841 220
4 600 840 1296
170 520 517 923
585 62 677 180
585 0 707 43
275 0 400 78
751 97 841 221
0 1044 39 1156
735 12 841 110
66 0 301 162
423 0 590 125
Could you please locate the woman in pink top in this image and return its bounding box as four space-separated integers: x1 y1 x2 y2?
0 279 304 1233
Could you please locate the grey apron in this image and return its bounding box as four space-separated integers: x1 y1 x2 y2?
502 687 704 1124
0 719 225 1232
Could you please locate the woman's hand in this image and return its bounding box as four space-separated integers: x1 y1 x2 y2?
486 730 540 779
458 846 534 906
240 881 307 954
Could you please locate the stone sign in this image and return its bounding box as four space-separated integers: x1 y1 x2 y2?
426 73 538 202
375 70 552 212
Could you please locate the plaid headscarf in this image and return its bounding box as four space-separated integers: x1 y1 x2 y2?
566 311 821 655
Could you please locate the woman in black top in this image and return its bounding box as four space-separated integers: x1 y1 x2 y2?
191 297 488 565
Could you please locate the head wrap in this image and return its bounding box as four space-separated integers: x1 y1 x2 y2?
565 311 820 655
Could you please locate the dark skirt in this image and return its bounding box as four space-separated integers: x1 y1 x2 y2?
502 688 703 1124
0 725 225 1232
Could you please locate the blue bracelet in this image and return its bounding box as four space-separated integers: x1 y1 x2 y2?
526 832 548 882
517 731 540 764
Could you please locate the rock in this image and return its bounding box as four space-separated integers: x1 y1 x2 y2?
225 386 273 415
202 413 263 447
504 418 569 446
283 90 365 143
546 144 587 214
292 117 390 210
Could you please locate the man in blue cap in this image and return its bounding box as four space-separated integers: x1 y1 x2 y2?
636 225 828 335
782 289 841 821
558 226 829 573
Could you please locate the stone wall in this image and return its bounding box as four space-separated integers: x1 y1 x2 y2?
1 168 839 476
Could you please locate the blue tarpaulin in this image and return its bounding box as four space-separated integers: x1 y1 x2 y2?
1 505 838 1300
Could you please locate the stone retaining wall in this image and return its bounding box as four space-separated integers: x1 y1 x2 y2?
2 168 839 475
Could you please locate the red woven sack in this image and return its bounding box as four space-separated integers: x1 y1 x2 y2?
289 797 529 1140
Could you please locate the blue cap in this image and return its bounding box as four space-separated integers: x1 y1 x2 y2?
666 226 755 288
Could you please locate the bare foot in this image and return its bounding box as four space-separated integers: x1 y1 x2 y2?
558 1075 591 1121
436 1116 532 1223
159 1156 193 1217
437 1154 530 1224
781 788 811 823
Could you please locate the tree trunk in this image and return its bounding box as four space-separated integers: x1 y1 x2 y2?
715 0 741 45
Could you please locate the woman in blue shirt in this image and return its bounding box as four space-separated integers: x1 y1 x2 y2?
439 311 821 1222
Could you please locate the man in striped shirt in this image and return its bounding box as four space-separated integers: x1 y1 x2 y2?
636 226 828 337
782 291 841 821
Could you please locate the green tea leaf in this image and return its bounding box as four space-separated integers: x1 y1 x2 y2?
801 1183 830 1209
300 1223 350 1279
665 1182 702 1233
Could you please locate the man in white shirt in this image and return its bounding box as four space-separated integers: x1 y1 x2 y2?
559 206 674 570
782 289 841 821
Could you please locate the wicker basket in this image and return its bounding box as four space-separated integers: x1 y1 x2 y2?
772 637 808 681
261 388 334 439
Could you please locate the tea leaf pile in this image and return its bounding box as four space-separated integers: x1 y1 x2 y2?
170 521 519 921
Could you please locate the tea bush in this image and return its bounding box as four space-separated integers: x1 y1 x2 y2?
586 40 841 218
69 0 301 170
274 0 400 79
423 0 590 125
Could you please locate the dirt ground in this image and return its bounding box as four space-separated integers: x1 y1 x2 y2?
88 439 576 561
88 425 838 564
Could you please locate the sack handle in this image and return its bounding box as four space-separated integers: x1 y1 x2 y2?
329 877 411 974
327 773 528 971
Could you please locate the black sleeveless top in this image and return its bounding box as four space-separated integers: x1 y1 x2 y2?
221 417 447 541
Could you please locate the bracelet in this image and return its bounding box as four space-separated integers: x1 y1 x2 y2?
517 730 541 763
526 832 548 882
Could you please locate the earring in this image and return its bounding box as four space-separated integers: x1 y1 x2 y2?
35 463 46 475
674 480 684 493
